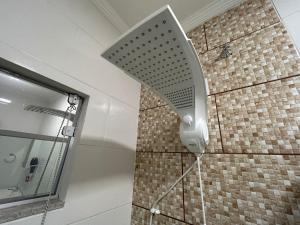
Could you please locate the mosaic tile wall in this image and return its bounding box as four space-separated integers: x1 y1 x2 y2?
132 0 300 224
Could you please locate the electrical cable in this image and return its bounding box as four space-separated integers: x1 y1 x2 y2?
148 153 206 225
149 153 204 225
197 155 206 225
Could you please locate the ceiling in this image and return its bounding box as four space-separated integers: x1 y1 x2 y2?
106 0 212 28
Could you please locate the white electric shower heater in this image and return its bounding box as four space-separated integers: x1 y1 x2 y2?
102 5 209 154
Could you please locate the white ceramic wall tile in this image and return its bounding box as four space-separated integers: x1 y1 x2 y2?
273 0 300 18
2 145 134 225
0 0 77 74
3 203 132 225
47 144 135 225
0 0 139 224
104 98 140 150
79 89 110 146
0 0 140 109
0 41 93 97
2 214 43 225
282 12 300 53
70 203 132 225
47 0 120 48
273 0 300 53
64 27 141 110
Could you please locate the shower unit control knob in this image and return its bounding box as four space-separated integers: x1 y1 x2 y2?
180 117 208 154
182 114 193 126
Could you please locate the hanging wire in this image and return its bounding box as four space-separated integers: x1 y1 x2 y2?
40 104 77 225
149 153 206 225
197 154 206 225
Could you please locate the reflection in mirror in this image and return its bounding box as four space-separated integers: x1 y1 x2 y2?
0 69 80 205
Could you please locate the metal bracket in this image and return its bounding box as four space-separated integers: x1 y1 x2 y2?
62 126 75 137
68 94 80 106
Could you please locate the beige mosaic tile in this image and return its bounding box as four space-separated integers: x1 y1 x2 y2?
216 76 300 154
131 205 189 225
140 85 167 110
206 96 222 153
183 153 300 225
205 0 280 50
133 1 300 224
201 23 300 94
136 105 187 152
187 24 207 54
137 96 222 153
132 152 184 220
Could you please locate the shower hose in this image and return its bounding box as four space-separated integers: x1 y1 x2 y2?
149 153 206 225
40 104 77 225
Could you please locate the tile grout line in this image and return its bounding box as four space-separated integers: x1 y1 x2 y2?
201 21 281 54
214 94 225 153
203 24 209 53
139 29 300 111
140 103 169 112
65 202 132 225
209 73 300 96
181 152 186 222
136 151 300 156
137 151 187 154
132 203 193 225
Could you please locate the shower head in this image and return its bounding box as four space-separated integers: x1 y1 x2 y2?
101 5 209 153
24 105 75 121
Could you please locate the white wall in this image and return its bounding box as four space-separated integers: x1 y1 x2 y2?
0 0 140 224
273 0 300 53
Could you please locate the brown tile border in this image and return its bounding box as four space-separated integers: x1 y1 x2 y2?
136 152 300 156
201 22 300 94
214 94 224 153
202 21 281 54
181 153 186 221
216 76 300 154
204 0 280 50
132 152 184 220
203 25 208 53
212 73 300 96
132 203 193 225
139 104 168 112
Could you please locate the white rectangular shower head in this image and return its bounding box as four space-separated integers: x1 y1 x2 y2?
102 6 209 153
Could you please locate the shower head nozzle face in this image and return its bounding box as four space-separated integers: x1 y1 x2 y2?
102 6 207 115
102 5 208 153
